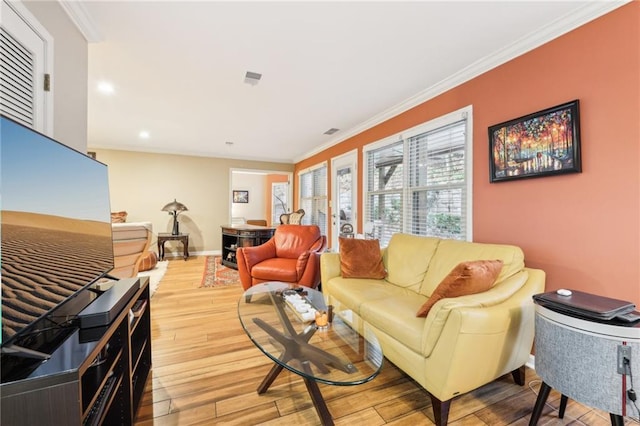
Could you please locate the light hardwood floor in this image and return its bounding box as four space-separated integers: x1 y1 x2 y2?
134 256 635 426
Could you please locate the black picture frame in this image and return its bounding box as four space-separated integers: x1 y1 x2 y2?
232 190 249 203
488 100 581 183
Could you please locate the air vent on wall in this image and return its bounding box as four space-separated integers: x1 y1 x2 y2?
323 128 340 135
244 71 262 86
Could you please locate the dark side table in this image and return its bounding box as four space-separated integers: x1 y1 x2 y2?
158 233 189 260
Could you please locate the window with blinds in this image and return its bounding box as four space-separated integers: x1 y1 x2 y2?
408 120 467 239
299 164 328 236
364 108 471 246
365 141 404 244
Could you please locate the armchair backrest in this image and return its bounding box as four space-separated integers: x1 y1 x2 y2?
279 209 305 225
273 224 326 259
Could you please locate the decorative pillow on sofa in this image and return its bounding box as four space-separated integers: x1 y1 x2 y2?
111 211 128 223
339 237 386 279
416 259 503 317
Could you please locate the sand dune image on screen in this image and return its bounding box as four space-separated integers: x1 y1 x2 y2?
1 211 113 339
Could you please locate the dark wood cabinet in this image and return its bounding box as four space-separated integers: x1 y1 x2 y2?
0 277 152 426
221 224 276 269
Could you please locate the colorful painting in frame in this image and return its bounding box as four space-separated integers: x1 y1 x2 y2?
489 100 581 183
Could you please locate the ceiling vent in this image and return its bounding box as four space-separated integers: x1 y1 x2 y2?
323 128 340 135
244 71 262 86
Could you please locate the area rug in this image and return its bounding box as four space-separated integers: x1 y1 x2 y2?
138 260 168 297
200 256 240 287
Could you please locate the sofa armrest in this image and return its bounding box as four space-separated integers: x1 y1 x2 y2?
421 268 545 357
296 251 323 288
418 268 545 401
238 239 277 268
320 252 341 283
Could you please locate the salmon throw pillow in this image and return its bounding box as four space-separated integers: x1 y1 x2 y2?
416 259 503 317
339 238 386 279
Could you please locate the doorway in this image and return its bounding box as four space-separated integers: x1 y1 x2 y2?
230 169 291 226
331 150 357 249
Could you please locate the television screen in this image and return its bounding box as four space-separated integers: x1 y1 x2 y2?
1 115 114 351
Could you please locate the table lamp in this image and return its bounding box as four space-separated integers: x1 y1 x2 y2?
161 199 188 235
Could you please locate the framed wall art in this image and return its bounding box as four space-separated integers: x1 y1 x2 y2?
232 190 249 203
489 100 581 183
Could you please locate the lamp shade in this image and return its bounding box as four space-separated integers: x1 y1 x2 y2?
161 199 188 213
162 199 188 235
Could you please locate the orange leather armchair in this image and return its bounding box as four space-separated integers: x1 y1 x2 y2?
236 225 326 290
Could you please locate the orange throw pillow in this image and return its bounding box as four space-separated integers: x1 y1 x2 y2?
416 259 503 317
138 251 158 272
339 238 386 279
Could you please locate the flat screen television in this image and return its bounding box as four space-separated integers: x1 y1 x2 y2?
1 115 114 378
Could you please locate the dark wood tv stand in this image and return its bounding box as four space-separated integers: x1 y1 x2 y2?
0 277 152 426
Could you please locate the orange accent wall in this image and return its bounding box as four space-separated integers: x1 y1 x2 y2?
295 3 640 304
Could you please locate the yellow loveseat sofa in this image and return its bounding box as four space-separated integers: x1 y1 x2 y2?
320 233 545 425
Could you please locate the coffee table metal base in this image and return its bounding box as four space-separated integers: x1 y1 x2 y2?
251 298 355 425
257 362 334 425
239 283 382 426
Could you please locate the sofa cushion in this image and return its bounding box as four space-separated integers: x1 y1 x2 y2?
273 225 323 259
339 238 386 279
359 292 428 355
416 259 503 317
385 233 440 292
251 257 298 282
420 239 524 297
324 277 417 315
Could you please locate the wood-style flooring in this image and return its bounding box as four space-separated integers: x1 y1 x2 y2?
134 256 636 426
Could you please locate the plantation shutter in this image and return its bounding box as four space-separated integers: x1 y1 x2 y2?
364 141 404 246
299 164 328 235
408 120 467 240
0 27 36 126
0 0 51 133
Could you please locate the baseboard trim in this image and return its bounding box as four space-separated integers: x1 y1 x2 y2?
160 249 221 259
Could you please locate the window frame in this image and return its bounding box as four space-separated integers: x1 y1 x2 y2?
363 105 473 246
297 162 328 235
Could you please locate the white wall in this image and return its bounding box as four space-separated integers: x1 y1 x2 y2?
231 173 266 221
23 1 88 153
94 148 293 254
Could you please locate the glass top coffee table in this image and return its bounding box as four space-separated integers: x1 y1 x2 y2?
238 282 383 425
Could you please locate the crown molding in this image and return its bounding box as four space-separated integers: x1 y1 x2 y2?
294 0 630 164
58 0 103 43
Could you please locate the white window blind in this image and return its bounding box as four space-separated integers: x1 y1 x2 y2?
364 108 471 246
299 164 328 235
364 141 404 245
408 120 467 239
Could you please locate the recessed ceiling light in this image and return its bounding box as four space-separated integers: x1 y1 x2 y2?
244 71 262 86
324 128 340 135
97 81 114 94
139 131 150 139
